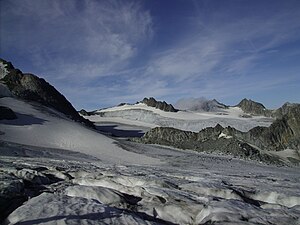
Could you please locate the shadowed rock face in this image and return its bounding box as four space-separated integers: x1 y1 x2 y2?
0 106 17 120
78 109 91 116
141 97 178 112
0 59 94 128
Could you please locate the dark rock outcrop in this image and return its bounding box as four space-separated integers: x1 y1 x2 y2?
237 98 272 116
136 104 300 164
0 59 94 128
244 104 300 151
136 125 283 164
273 102 299 118
78 109 91 116
118 103 128 107
0 106 17 120
141 97 178 112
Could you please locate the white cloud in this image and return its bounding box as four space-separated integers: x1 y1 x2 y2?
147 40 222 80
1 0 153 79
2 0 300 108
143 2 300 84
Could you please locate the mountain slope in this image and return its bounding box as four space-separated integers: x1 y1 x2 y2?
89 102 273 132
136 104 300 165
141 97 178 112
0 96 159 165
0 59 93 128
0 58 158 165
237 98 268 115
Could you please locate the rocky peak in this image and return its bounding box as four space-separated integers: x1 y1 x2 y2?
136 103 300 163
237 98 268 115
273 102 300 118
78 109 91 116
0 59 15 79
0 58 94 128
141 97 178 112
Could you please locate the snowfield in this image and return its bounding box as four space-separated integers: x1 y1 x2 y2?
1 142 299 225
90 103 273 132
1 98 299 224
0 97 159 165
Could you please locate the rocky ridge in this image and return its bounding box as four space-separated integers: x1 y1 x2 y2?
0 59 94 128
78 109 92 116
136 103 300 165
141 97 178 112
237 98 267 115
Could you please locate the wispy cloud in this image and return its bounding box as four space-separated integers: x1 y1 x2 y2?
1 0 153 79
1 0 300 108
133 1 300 106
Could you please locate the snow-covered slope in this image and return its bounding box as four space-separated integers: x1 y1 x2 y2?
88 103 273 132
0 97 159 165
1 143 299 225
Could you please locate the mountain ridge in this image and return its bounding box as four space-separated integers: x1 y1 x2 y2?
141 97 178 112
0 59 94 128
135 103 300 165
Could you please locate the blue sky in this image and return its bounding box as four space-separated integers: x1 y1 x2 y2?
1 0 300 110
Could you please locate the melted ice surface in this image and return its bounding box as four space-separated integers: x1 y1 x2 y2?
1 141 299 225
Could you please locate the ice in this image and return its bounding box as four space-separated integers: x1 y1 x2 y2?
65 185 129 205
5 193 159 225
91 103 273 132
1 96 299 224
218 132 233 139
249 191 300 208
0 97 160 165
0 149 299 224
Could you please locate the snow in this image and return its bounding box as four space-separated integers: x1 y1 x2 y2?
0 83 12 97
0 97 160 165
65 185 128 205
1 96 299 224
0 62 9 79
90 103 273 132
269 149 300 162
6 192 157 225
1 148 299 224
218 132 233 139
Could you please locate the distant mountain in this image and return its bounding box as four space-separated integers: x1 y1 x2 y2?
273 102 300 118
236 98 272 116
0 59 94 128
136 102 300 165
175 97 228 112
141 97 178 112
236 98 300 119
